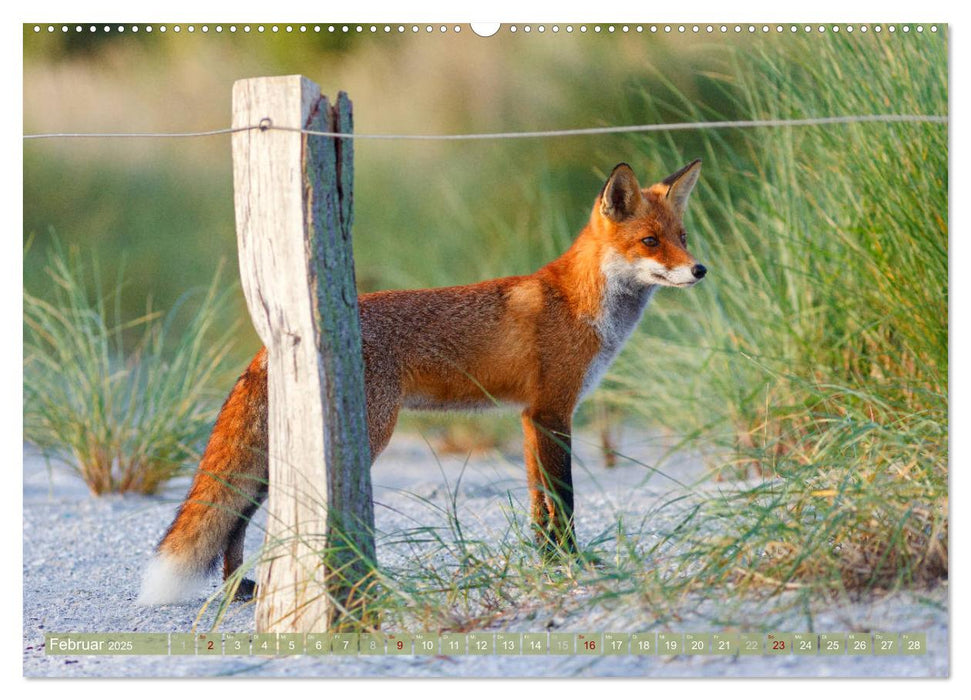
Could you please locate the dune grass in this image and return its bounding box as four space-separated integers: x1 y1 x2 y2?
594 31 948 595
23 238 240 495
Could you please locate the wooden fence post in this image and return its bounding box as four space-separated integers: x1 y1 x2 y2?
231 75 375 633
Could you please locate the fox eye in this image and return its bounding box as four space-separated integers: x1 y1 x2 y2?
641 236 659 247
680 232 687 246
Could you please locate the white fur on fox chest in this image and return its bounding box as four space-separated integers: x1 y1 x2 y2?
580 256 657 400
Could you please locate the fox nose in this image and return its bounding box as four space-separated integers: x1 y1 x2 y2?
691 264 707 279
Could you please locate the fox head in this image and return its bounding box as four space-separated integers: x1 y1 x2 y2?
595 160 706 288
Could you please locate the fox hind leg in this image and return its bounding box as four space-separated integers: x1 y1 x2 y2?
221 483 268 601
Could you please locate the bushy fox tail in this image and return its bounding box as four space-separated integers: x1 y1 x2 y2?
137 348 270 605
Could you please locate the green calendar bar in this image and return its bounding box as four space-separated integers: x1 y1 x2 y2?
41 631 931 656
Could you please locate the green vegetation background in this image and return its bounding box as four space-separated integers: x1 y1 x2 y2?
24 28 743 345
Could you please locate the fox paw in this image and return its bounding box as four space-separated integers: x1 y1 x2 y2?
232 578 257 602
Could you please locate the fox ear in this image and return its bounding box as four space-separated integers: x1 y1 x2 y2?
600 163 643 221
661 159 702 217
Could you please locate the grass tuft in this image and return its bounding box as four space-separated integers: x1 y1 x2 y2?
24 238 240 495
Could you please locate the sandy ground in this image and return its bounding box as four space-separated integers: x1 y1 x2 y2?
22 430 948 678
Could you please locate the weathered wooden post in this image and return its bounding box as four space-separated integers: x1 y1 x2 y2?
231 75 375 632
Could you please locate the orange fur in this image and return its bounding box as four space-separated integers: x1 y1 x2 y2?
140 161 706 603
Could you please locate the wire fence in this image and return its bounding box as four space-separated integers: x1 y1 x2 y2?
22 113 948 142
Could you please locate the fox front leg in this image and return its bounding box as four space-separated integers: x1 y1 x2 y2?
521 410 577 557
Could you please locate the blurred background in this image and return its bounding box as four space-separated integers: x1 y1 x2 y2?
24 24 752 450
24 25 741 326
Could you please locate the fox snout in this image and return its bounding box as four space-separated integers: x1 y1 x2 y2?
668 261 707 287
629 258 707 288
679 262 708 286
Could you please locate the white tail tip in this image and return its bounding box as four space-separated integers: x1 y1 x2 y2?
136 553 208 605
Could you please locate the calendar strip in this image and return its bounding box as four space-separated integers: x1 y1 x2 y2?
43 631 927 656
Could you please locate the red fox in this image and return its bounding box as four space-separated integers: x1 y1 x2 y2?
138 160 706 605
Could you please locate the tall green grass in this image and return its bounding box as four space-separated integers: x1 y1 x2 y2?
24 239 240 494
606 31 947 592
